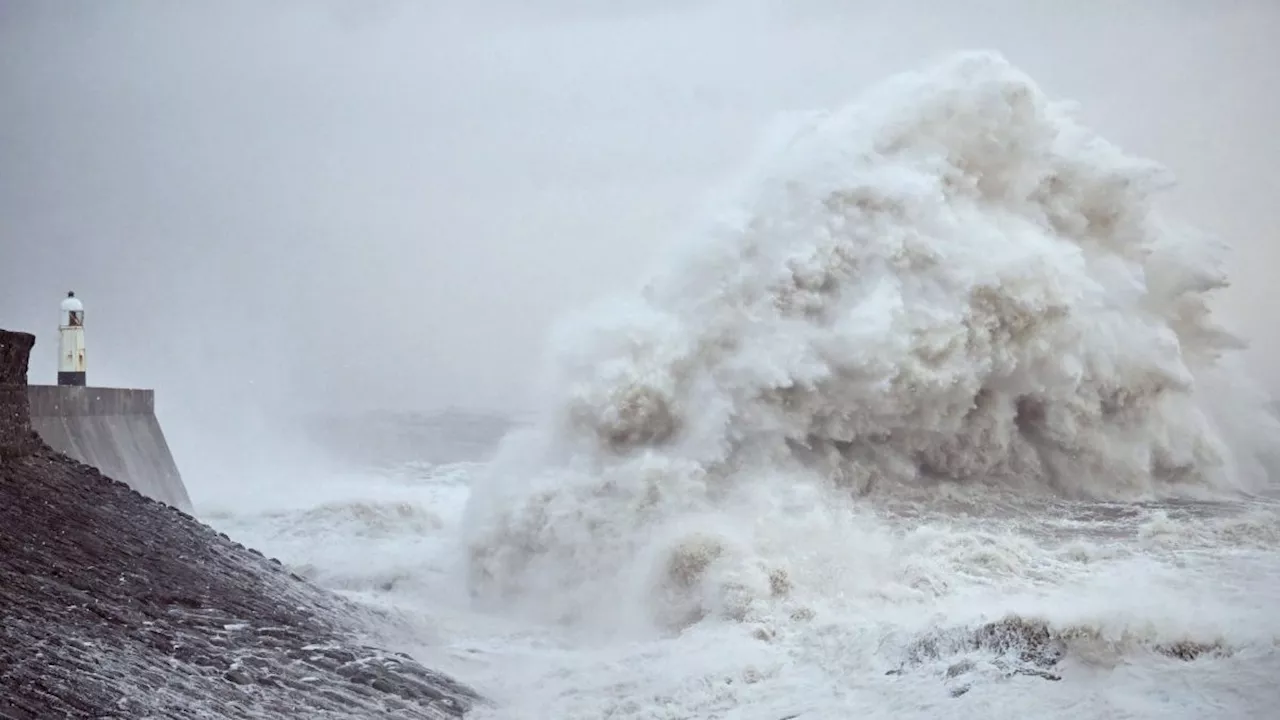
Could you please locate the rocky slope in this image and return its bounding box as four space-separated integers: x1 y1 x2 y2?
0 329 481 719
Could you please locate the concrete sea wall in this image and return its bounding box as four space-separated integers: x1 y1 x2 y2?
26 384 193 511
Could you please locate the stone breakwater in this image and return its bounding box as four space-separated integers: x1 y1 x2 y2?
0 328 481 719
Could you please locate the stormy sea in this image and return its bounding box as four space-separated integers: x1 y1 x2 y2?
201 53 1280 719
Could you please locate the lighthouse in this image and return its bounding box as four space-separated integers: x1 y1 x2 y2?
58 291 86 386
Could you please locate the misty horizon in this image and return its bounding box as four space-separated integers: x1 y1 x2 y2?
3 1 1278 497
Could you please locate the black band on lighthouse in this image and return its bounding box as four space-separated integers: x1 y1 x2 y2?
57 371 86 387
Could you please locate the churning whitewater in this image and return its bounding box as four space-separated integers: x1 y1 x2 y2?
461 51 1280 629
208 51 1280 719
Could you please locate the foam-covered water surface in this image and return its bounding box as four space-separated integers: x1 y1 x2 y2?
207 52 1280 719
205 462 1280 719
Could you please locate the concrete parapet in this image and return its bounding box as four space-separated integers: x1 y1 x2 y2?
28 385 158 417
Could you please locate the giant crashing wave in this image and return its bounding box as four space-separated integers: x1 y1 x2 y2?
461 51 1280 630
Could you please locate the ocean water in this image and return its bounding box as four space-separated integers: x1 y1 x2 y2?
205 52 1280 719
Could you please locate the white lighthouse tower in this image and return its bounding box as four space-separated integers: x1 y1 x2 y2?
58 291 86 386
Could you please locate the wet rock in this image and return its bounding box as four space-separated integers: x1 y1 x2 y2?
970 615 1066 667
0 328 482 719
892 613 1229 695
1156 640 1227 661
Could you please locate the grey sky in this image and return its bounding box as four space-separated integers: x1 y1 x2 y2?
2 0 1278 483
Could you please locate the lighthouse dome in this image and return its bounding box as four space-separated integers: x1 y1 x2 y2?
60 292 84 328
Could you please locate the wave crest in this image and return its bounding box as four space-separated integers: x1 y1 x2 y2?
461 51 1280 625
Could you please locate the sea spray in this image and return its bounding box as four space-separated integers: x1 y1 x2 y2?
461 51 1280 633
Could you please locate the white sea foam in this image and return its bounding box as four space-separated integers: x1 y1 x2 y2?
460 51 1280 635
